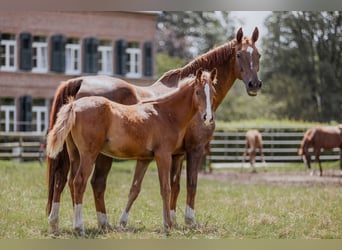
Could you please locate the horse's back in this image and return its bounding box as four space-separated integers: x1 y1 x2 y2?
308 126 342 149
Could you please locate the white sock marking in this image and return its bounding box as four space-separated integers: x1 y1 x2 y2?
97 212 109 227
73 204 84 230
185 205 195 220
48 202 60 232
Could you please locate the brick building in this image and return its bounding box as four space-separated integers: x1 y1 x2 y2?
0 11 158 133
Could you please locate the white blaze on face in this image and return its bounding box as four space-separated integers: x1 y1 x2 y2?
247 46 254 70
204 83 212 126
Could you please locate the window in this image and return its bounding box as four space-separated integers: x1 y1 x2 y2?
98 40 113 75
0 98 16 132
32 99 48 133
65 38 81 75
32 36 48 73
0 34 17 71
125 42 142 78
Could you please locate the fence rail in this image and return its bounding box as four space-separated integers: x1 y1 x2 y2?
209 126 341 163
0 132 45 161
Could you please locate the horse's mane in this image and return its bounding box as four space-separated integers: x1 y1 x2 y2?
157 39 236 86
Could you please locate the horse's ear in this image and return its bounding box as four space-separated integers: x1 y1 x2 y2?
236 27 243 43
196 68 203 79
252 27 259 43
210 68 217 83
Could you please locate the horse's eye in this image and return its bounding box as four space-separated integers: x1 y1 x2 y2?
237 53 241 59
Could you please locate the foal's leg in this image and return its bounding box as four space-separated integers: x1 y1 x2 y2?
155 152 172 230
73 154 97 236
120 159 151 227
169 154 185 226
91 154 113 230
48 148 70 234
185 146 204 226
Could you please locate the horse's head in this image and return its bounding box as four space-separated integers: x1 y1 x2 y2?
234 27 262 96
194 68 217 126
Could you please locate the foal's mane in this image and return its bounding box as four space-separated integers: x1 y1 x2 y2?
140 76 197 104
157 39 236 86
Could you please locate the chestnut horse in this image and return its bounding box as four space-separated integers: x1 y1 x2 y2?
47 27 262 233
46 69 217 234
242 129 266 172
298 125 342 176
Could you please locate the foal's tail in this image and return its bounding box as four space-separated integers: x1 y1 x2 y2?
46 79 82 215
46 99 76 159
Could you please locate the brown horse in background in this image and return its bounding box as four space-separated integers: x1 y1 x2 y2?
298 125 342 176
47 69 217 234
242 129 266 172
46 27 262 233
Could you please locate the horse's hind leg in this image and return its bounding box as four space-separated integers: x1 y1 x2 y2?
91 154 113 230
48 148 70 234
120 159 151 227
170 154 185 226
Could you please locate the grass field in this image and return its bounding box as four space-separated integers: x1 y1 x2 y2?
0 159 342 239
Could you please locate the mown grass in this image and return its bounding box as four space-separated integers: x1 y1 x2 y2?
1 159 342 239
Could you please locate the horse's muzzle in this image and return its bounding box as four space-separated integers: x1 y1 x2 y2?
247 79 262 96
203 114 214 126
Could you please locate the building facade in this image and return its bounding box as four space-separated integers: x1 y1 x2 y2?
0 11 158 133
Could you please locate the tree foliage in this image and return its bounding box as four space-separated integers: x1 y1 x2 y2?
261 11 342 122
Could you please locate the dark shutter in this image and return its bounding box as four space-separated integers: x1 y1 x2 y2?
84 37 98 74
19 96 32 131
115 39 127 75
144 41 153 77
20 33 32 71
50 35 66 73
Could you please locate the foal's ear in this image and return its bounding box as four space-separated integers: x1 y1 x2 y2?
236 27 243 43
252 27 259 43
210 68 217 83
196 68 203 79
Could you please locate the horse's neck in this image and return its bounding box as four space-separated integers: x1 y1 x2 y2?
153 41 238 109
213 63 237 110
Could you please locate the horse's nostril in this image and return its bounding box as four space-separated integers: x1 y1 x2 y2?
248 81 253 88
258 80 262 88
203 114 207 121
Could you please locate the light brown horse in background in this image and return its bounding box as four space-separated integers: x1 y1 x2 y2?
46 27 262 233
298 125 342 176
46 69 217 234
242 129 266 172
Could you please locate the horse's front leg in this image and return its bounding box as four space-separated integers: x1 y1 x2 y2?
120 159 152 227
170 154 185 226
185 145 204 227
91 154 113 230
155 152 172 230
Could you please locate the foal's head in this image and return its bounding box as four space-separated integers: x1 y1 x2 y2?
193 68 217 126
234 27 262 96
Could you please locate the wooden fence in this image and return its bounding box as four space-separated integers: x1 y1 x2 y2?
209 125 341 164
0 132 46 161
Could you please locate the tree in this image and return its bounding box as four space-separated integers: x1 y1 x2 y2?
261 11 342 122
156 11 235 61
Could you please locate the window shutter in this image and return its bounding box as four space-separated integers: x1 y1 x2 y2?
84 37 98 74
19 95 32 131
50 35 66 73
115 39 127 75
20 32 32 71
144 41 153 77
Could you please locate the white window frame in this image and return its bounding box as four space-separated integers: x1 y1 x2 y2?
125 47 142 78
98 45 113 75
0 105 16 132
32 106 48 133
32 39 48 73
0 39 17 72
65 42 81 75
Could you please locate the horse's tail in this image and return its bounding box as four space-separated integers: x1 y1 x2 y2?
46 79 82 215
46 99 76 159
298 129 314 156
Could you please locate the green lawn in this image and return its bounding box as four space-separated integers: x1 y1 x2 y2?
0 160 342 239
